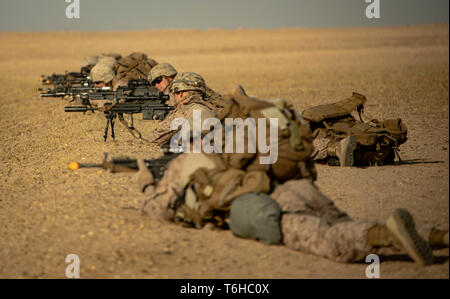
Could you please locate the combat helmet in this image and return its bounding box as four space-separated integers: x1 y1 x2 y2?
96 56 117 69
90 64 115 83
80 55 99 68
170 72 205 93
149 63 177 84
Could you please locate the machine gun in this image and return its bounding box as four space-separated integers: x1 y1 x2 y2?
64 96 173 141
40 71 90 87
67 146 183 182
38 85 111 98
38 78 153 99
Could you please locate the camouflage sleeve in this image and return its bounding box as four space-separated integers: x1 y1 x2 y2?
147 105 189 146
140 154 186 221
147 103 216 146
140 153 217 222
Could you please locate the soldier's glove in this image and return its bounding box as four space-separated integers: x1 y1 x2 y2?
136 159 154 192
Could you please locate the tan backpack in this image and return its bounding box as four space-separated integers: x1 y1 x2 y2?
302 92 408 165
113 53 157 87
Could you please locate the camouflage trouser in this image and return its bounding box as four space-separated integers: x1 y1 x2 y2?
270 179 434 263
271 179 376 263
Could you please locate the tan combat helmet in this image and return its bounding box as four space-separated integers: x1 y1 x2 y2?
80 55 99 68
96 56 117 69
90 64 115 83
170 72 205 93
102 53 122 60
148 62 177 84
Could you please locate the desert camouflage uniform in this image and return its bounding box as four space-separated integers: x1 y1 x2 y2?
162 75 221 107
273 179 437 262
271 179 375 262
138 152 375 262
139 152 436 263
147 93 217 145
140 153 216 221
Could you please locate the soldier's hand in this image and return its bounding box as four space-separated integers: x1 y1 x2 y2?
136 159 154 192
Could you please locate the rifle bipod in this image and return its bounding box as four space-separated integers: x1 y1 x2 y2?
103 112 117 141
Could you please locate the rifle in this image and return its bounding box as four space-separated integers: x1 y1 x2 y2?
64 99 173 141
40 71 90 86
38 85 111 98
38 79 153 99
67 146 183 182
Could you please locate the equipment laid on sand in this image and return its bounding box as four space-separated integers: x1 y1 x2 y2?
302 92 408 166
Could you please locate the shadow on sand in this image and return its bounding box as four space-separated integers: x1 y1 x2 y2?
395 159 444 166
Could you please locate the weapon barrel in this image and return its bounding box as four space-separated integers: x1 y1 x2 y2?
64 106 98 113
68 151 181 180
39 92 67 98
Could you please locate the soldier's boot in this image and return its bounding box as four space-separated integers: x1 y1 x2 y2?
327 135 357 167
367 208 433 266
428 228 449 248
232 85 247 97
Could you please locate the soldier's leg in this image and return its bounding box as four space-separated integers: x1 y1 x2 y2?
281 212 374 263
273 179 372 262
281 209 434 265
272 180 434 265
271 179 351 225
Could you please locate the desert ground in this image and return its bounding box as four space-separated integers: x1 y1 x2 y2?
0 24 448 279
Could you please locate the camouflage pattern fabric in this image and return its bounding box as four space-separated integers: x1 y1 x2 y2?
311 137 333 161
147 94 217 145
141 153 216 221
270 179 376 262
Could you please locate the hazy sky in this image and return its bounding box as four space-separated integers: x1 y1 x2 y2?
0 0 448 32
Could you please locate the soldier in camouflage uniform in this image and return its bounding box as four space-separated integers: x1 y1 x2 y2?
147 72 217 145
148 63 178 105
80 55 99 75
136 149 448 266
149 63 221 106
136 88 448 266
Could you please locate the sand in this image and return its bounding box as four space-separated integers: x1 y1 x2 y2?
0 24 448 278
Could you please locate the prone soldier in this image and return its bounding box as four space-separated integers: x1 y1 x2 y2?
146 72 218 145
135 88 448 266
148 62 222 106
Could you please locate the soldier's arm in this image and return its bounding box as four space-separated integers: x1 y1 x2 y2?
147 107 184 145
140 154 186 221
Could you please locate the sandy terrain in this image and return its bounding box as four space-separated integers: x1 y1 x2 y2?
0 24 448 279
